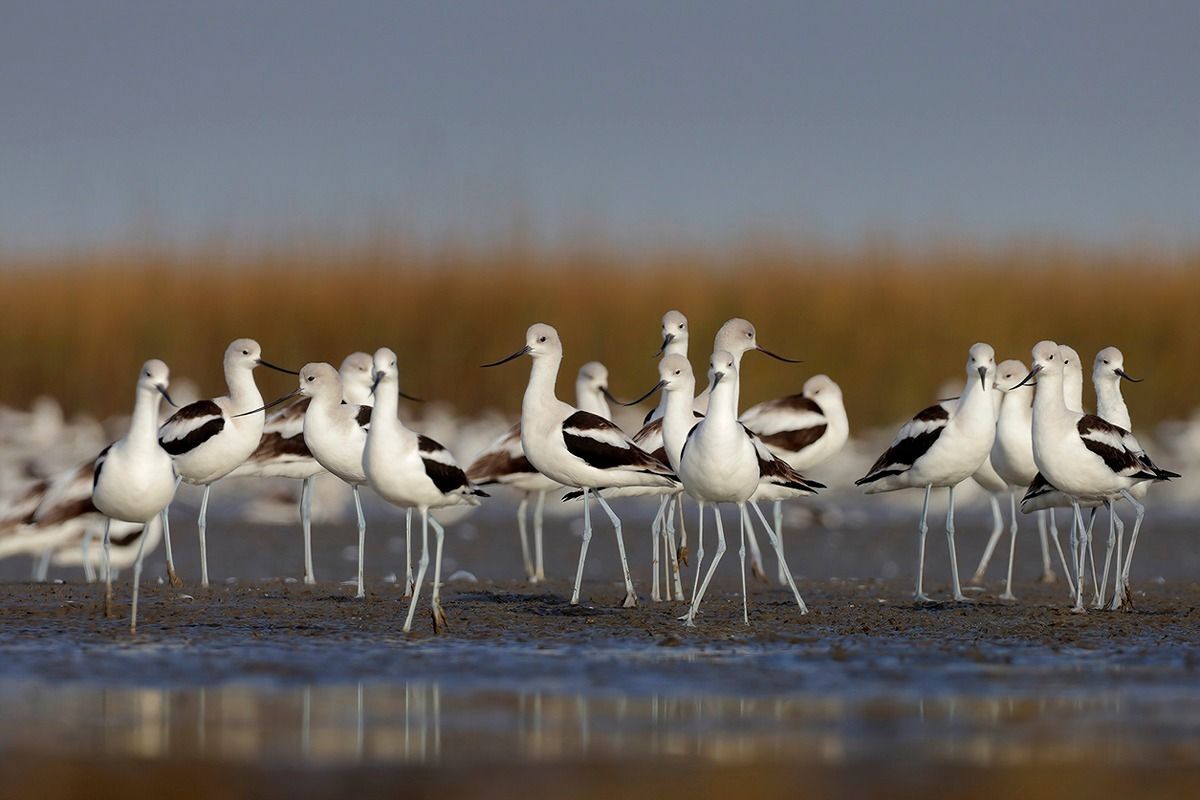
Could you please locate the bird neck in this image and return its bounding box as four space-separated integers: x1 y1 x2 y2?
1033 370 1070 421
1063 372 1084 414
661 382 697 469
998 389 1032 426
226 366 263 413
575 383 609 420
707 376 740 428
129 386 163 447
665 338 688 358
1095 378 1131 430
523 354 562 418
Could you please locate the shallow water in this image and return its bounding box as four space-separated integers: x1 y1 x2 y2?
2 504 1199 795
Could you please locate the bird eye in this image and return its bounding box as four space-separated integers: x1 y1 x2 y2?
307 376 315 382
538 336 546 343
144 370 151 377
674 369 681 375
1103 359 1110 365
1048 354 1054 360
678 323 684 329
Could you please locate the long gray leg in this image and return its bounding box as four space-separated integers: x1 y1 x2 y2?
402 508 431 633
1070 501 1088 612
301 476 315 584
516 494 534 582
429 515 447 633
664 495 684 600
81 528 96 583
1048 511 1075 596
1109 508 1126 609
750 500 808 613
130 517 151 634
945 485 967 602
737 503 749 624
650 496 665 601
1000 491 1018 601
404 508 414 597
163 475 183 587
1115 488 1145 610
675 493 689 566
773 501 788 585
744 507 766 584
593 493 637 608
1086 508 1099 603
971 494 1005 583
1036 510 1055 583
34 547 53 582
915 485 932 602
686 504 726 626
533 491 546 582
102 518 113 617
197 484 211 588
689 501 706 607
569 488 593 605
352 484 367 599
1096 501 1118 609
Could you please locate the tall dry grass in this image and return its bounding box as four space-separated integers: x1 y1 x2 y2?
1 240 1198 429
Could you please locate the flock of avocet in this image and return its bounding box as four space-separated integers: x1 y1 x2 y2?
0 311 1181 633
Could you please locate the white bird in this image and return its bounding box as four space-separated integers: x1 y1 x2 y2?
1015 346 1089 594
157 339 297 588
229 352 376 585
644 309 691 424
1091 346 1148 609
364 347 487 634
1018 340 1177 612
968 359 1053 600
740 374 849 584
673 351 819 626
690 318 802 579
482 324 676 608
466 361 618 584
92 359 179 631
856 344 998 603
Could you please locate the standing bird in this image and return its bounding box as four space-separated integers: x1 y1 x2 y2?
92 360 179 632
970 359 1047 600
1090 347 1148 609
740 375 849 584
645 309 691 423
1018 341 1177 612
673 352 819 626
229 352 376 584
856 344 998 603
466 362 619 584
482 324 676 608
157 339 297 587
364 347 487 633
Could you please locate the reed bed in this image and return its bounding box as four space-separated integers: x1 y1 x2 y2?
2 240 1198 429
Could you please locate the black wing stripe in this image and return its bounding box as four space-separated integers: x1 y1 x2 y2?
160 418 225 456
757 424 827 453
856 427 943 485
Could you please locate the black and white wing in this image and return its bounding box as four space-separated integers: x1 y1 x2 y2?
561 411 676 479
632 418 667 465
466 423 537 485
741 395 829 455
742 424 825 494
855 404 949 486
32 460 98 527
417 435 489 497
1077 416 1179 481
158 399 225 456
1019 471 1058 510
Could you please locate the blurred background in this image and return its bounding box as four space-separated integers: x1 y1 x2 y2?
2 1 1198 427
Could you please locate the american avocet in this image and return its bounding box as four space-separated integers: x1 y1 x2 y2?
1018 341 1178 612
740 375 849 584
644 310 690 424
92 359 179 630
1017 346 1088 594
364 347 487 633
968 359 1064 600
466 362 617 584
482 324 676 608
690 318 801 578
674 351 819 626
1091 347 1149 609
0 459 140 580
856 344 998 603
158 339 297 588
229 353 376 586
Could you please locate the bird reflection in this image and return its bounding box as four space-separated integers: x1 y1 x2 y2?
0 683 1178 768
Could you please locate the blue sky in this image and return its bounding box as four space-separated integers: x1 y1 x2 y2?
2 1 1197 251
